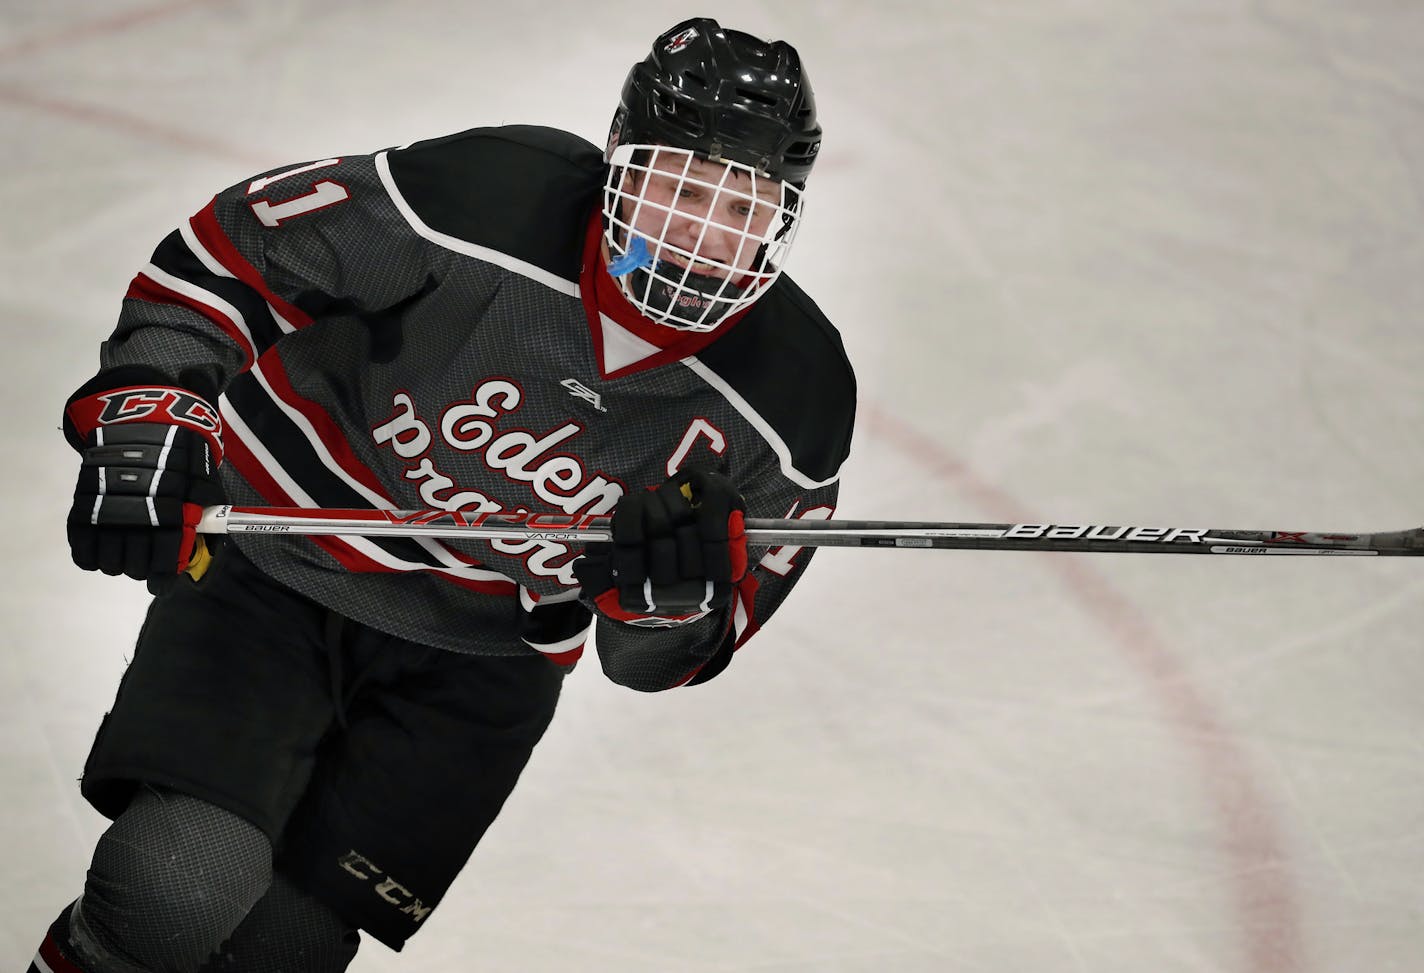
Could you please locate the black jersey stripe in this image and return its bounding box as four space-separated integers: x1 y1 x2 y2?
148 229 290 354
223 368 501 576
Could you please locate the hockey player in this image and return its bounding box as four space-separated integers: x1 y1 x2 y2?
31 17 854 972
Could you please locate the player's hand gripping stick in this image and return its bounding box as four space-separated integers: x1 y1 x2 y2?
65 384 225 591
573 468 749 626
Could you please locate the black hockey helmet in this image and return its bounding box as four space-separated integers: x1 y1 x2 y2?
607 18 822 187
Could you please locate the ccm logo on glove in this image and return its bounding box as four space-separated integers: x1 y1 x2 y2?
64 385 226 589
67 386 224 455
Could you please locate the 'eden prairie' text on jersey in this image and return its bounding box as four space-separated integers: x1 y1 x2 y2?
88 126 856 691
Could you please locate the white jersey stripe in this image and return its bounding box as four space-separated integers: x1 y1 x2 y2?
179 218 235 280
180 220 297 335
250 362 388 511
138 263 258 362
247 363 503 575
679 356 841 489
264 300 298 335
521 586 583 611
220 398 517 584
521 625 592 656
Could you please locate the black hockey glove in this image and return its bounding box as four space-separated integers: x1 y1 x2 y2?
64 383 225 590
574 468 748 627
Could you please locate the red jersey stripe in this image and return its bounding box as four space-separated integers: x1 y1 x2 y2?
222 421 387 572
126 273 256 371
253 349 392 504
223 415 518 594
189 199 315 329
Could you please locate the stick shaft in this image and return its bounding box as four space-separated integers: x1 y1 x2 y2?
197 506 1424 556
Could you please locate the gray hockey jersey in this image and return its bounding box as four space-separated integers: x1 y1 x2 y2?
71 125 856 692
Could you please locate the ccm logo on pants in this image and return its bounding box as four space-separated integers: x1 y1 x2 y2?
337 850 433 924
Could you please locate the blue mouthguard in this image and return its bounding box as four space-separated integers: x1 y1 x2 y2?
607 236 655 277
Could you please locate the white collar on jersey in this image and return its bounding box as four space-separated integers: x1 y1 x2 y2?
597 313 663 373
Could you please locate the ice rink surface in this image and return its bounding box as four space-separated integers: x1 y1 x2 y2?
3 1 1422 970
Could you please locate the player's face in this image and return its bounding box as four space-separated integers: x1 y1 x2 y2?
626 150 784 278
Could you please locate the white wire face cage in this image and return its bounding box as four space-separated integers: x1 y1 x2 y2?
601 143 805 332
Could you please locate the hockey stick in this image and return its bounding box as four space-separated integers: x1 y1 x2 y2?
196 505 1424 557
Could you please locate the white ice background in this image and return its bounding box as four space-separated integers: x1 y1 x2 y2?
2 2 1422 971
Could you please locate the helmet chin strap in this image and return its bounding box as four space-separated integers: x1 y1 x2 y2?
620 260 747 330
604 226 745 330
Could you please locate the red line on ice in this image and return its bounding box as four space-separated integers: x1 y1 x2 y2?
0 0 218 61
866 403 1304 973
